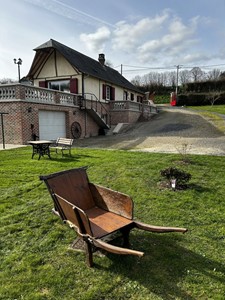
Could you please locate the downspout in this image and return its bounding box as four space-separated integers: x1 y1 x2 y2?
82 72 85 98
82 73 87 137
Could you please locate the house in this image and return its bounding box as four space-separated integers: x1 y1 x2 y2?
27 39 144 103
0 39 156 145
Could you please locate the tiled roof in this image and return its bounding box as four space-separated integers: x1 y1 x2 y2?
33 39 143 94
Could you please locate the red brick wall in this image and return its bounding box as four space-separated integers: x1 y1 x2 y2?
110 110 141 125
0 101 101 145
0 102 24 144
0 99 141 145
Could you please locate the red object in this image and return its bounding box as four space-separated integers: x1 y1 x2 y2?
170 92 177 106
171 100 176 106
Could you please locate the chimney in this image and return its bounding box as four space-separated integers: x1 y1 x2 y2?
98 53 105 65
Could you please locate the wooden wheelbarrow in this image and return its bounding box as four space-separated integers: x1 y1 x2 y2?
40 167 187 267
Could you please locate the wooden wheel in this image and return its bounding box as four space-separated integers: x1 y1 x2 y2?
71 122 82 139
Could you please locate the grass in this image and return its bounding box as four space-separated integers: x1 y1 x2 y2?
0 146 225 299
188 104 225 115
187 105 225 134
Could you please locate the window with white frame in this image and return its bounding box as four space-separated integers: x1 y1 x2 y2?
103 84 115 100
106 85 111 100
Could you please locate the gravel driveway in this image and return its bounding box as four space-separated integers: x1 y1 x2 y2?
76 106 225 156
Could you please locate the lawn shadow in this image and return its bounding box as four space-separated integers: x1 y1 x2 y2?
48 152 93 163
75 134 149 151
119 137 148 150
188 183 211 192
95 233 225 299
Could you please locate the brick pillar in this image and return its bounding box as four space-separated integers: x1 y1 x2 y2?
15 85 26 100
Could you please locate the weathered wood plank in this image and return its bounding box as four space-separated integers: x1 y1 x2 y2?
89 183 133 219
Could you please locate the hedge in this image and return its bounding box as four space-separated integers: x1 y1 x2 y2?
177 92 225 106
183 79 225 93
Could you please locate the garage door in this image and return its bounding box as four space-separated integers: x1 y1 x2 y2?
39 111 66 140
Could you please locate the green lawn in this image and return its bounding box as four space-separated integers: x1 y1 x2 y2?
189 104 225 115
187 105 225 134
0 146 225 299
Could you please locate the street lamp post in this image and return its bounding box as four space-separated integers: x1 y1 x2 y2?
14 58 22 82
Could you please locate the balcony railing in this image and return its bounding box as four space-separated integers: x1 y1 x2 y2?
0 85 16 99
110 100 158 114
0 83 158 114
0 83 81 106
110 100 143 111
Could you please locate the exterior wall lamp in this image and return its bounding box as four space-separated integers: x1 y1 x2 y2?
14 58 22 82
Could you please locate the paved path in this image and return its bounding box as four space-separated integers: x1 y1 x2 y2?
0 144 26 150
76 107 225 156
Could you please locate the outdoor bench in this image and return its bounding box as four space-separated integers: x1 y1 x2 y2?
51 137 73 156
40 167 187 267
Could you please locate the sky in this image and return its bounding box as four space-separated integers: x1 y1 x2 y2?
1 0 225 81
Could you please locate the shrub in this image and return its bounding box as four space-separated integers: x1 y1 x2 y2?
160 167 191 189
177 92 225 106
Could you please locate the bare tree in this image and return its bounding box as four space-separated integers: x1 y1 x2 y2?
131 68 225 93
190 67 204 82
0 78 16 84
206 91 221 106
130 75 142 86
179 70 191 85
219 72 225 80
207 69 221 81
166 71 176 87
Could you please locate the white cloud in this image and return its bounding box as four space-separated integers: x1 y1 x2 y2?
182 53 211 64
112 10 170 52
78 10 204 68
80 26 111 53
162 17 194 45
182 49 225 65
137 16 199 63
2 1 225 80
218 47 225 59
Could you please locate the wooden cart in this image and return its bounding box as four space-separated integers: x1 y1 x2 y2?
40 167 187 267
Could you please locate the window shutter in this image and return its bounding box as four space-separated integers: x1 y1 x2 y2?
131 93 134 101
39 81 47 88
70 78 78 94
137 96 143 103
110 87 115 100
102 84 106 99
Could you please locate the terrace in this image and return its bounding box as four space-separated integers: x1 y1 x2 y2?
0 83 157 144
0 83 157 117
